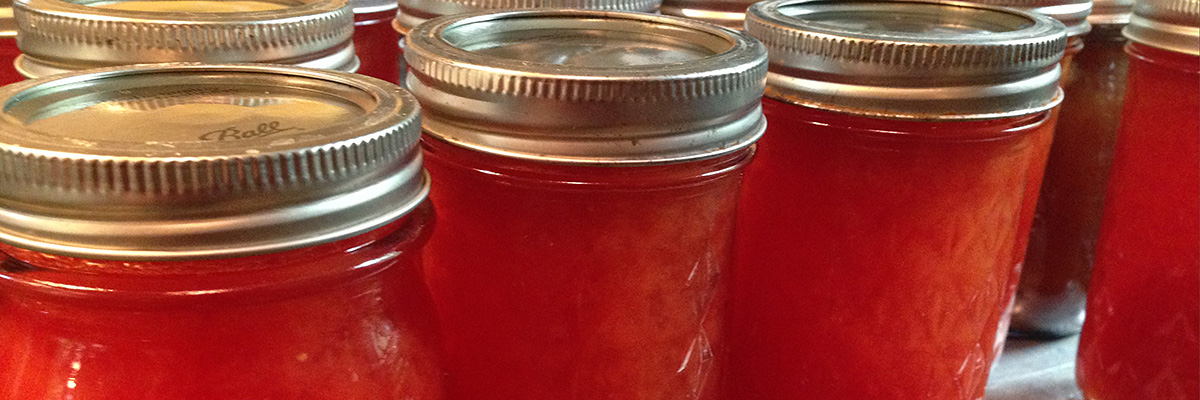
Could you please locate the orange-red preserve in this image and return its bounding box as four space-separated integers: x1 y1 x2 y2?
405 10 767 400
730 1 1068 399
1076 0 1200 398
0 64 442 400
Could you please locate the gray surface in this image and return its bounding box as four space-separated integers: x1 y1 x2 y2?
986 336 1084 400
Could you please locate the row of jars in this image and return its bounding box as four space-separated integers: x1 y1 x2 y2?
0 0 1196 398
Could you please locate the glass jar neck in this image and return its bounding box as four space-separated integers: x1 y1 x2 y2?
1126 41 1200 73
760 97 1053 142
0 204 432 307
420 135 755 191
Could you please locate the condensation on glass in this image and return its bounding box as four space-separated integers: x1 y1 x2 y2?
731 1 1067 399
405 10 766 399
1077 0 1200 398
0 64 442 399
10 0 359 78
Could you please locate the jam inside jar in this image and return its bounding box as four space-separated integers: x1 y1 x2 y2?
352 0 401 83
731 1 1067 398
1076 35 1200 400
1012 23 1130 337
731 99 1051 399
0 206 443 399
422 139 748 399
404 10 767 399
0 64 440 399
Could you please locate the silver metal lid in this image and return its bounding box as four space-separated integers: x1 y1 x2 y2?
660 0 756 29
12 0 359 79
1124 0 1199 55
405 10 768 165
1089 0 1132 24
352 0 397 14
394 0 661 34
0 64 428 261
745 0 1068 120
959 0 1094 36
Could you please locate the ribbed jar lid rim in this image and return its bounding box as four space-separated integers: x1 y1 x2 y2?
745 0 1067 120
1124 0 1199 55
405 10 768 165
394 0 661 33
0 64 428 261
13 0 358 77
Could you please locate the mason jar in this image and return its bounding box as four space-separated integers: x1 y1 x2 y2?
948 0 1091 347
392 0 660 84
729 1 1066 399
0 64 442 399
405 10 766 399
1076 0 1199 397
11 0 359 78
352 0 402 83
1011 0 1131 338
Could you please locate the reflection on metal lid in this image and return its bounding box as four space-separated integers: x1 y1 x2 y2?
745 0 1068 120
406 10 768 165
12 0 359 78
0 64 428 261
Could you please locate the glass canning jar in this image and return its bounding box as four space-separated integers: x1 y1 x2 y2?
1076 0 1200 398
11 0 359 79
352 0 401 83
405 10 766 400
1012 0 1131 338
730 1 1067 399
0 64 442 400
954 0 1091 344
391 0 659 85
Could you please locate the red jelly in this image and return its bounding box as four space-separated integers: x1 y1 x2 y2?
1013 3 1133 336
730 1 1067 398
955 0 1093 342
1076 0 1200 397
0 64 441 399
352 0 401 83
405 11 766 399
1 8 18 85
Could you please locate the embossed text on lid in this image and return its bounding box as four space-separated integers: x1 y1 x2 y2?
0 64 427 260
405 10 768 165
12 0 359 78
745 0 1068 120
